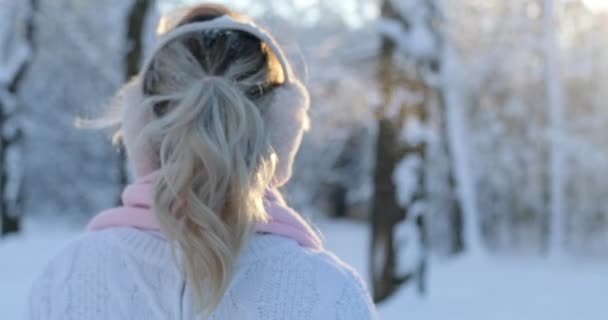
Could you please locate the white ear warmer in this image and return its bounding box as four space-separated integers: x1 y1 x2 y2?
123 14 310 186
264 80 310 186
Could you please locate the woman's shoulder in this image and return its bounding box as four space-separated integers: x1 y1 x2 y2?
222 234 377 320
32 228 180 289
26 228 182 320
239 234 366 290
37 228 173 269
31 229 127 279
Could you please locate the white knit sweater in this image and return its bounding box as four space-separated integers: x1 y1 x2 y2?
25 228 376 319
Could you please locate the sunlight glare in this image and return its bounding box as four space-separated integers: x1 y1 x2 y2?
582 0 608 12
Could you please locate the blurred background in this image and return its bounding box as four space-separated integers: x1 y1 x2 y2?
1 0 608 319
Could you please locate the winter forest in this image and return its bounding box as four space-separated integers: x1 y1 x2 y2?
1 0 608 319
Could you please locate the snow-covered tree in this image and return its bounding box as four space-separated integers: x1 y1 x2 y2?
20 0 141 222
0 0 37 235
445 0 549 252
370 0 444 301
441 0 608 255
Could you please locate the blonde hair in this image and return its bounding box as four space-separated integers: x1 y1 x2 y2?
138 5 284 315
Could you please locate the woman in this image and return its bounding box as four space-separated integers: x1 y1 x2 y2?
25 3 376 319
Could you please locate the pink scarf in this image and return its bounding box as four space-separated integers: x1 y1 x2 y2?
86 172 322 250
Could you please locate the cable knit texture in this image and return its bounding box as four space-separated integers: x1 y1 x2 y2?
25 228 376 319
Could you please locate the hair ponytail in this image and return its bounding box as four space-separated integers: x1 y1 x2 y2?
145 73 276 314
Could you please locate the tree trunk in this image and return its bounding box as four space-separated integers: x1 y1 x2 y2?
438 92 465 254
117 0 152 203
0 0 37 236
369 0 404 301
370 117 406 302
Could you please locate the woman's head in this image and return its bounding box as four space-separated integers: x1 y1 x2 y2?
118 3 310 315
122 4 284 177
122 3 309 184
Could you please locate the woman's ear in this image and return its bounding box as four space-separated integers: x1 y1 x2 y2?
120 78 159 177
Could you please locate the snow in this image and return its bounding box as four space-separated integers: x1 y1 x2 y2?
394 218 423 275
390 0 425 19
5 143 24 207
378 254 608 320
406 22 437 59
2 217 608 319
393 155 422 207
0 87 18 115
377 0 438 61
400 117 428 146
376 17 437 60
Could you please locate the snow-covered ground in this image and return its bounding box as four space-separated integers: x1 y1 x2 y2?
2 218 607 319
0 219 78 320
318 219 608 320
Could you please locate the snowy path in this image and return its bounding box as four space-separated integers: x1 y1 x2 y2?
1 218 607 319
